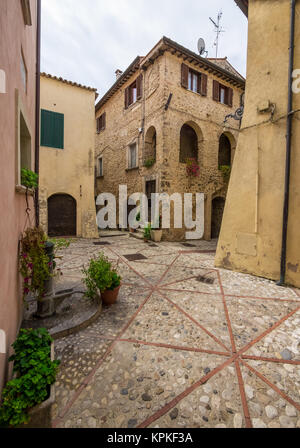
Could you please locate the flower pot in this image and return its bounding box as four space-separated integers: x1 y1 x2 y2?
151 229 163 242
101 285 121 305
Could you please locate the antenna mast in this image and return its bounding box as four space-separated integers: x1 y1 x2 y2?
209 11 225 58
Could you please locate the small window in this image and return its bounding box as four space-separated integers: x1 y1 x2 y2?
98 157 103 177
181 64 207 96
128 143 137 169
21 50 27 92
20 111 32 185
188 70 200 93
213 80 233 107
96 113 106 133
41 109 64 149
125 75 143 109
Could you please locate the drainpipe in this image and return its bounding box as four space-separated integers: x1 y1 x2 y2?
278 0 296 285
34 0 41 227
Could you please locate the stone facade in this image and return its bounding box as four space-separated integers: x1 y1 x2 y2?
39 74 99 239
95 37 245 241
216 0 300 288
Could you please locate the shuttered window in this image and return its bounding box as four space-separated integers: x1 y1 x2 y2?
181 64 207 96
41 109 64 149
96 112 106 133
125 74 143 109
213 80 233 107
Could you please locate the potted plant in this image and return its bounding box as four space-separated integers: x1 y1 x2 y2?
82 253 122 306
0 328 60 428
151 215 163 242
144 223 152 242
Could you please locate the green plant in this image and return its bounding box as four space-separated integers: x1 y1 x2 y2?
219 165 231 183
144 158 155 169
19 227 51 301
144 223 152 240
21 168 38 189
82 253 121 299
0 329 60 428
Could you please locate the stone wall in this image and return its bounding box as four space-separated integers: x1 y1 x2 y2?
95 50 243 241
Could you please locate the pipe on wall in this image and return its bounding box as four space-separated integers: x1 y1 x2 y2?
34 0 41 227
278 0 296 285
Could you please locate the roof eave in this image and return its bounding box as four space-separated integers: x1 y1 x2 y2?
234 0 248 17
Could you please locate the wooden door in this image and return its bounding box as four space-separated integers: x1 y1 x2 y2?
146 180 156 222
48 194 77 237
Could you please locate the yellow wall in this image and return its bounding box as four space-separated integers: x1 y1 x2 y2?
39 76 98 238
216 0 300 288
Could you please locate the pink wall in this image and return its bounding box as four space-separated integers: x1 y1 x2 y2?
0 0 37 395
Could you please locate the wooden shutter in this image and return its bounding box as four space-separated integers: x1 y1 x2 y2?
181 63 189 89
213 80 220 102
41 109 64 149
137 74 143 100
200 73 207 96
102 112 106 130
125 87 129 109
227 88 233 107
96 117 100 133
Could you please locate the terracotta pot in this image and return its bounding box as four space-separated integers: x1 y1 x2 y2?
151 229 163 242
101 285 121 305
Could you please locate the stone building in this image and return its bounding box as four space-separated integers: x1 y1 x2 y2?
39 74 99 239
216 0 300 288
95 37 245 241
0 0 40 396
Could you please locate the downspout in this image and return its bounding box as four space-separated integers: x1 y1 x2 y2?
278 0 296 285
34 0 41 227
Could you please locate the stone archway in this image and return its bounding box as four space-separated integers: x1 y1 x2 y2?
48 194 77 237
211 197 226 239
144 126 157 165
180 123 198 163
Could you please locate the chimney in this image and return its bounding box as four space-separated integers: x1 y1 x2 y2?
115 69 123 79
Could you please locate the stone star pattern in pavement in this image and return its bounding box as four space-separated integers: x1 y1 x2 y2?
51 237 300 429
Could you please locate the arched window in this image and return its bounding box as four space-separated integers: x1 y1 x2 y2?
48 194 77 237
180 124 198 163
144 126 157 166
211 197 226 239
218 134 231 167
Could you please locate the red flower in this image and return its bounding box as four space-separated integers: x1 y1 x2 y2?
24 287 30 295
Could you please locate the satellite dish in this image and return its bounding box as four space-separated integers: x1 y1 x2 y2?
198 38 206 56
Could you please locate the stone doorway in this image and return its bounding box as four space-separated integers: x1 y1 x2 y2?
48 194 77 237
211 197 225 239
146 180 156 222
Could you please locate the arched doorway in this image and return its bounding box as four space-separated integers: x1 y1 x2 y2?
211 197 225 239
180 124 198 163
48 194 77 237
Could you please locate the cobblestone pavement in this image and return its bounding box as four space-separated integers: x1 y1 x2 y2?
51 236 300 429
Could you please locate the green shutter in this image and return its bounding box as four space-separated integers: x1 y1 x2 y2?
41 109 64 149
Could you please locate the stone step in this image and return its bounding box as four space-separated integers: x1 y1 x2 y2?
129 231 144 240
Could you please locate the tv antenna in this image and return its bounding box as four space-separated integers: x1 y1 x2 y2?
209 11 225 58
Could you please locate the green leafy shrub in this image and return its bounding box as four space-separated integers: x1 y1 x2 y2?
144 223 152 240
219 165 231 183
82 253 122 299
0 329 60 428
21 168 38 189
144 158 155 168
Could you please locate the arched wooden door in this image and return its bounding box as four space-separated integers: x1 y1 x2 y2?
48 194 77 237
211 197 225 239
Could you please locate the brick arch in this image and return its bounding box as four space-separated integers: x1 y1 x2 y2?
48 193 77 237
218 131 237 167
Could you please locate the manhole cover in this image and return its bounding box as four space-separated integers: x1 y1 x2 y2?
124 254 148 261
196 275 215 285
93 242 111 246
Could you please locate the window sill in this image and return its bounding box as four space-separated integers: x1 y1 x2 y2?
124 99 142 112
96 175 104 179
15 185 34 195
126 167 139 172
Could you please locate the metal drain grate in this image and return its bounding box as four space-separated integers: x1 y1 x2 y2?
182 243 196 248
93 242 111 246
196 275 215 285
148 244 158 248
124 253 148 261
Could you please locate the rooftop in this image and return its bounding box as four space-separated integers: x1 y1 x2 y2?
40 72 98 98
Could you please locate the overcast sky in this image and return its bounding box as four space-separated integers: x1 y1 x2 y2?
41 0 248 99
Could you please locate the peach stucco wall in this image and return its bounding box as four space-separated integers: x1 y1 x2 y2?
0 0 37 396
